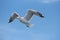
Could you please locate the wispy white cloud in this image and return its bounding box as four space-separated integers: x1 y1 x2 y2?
42 0 60 3
23 0 60 3
0 25 57 40
28 31 56 40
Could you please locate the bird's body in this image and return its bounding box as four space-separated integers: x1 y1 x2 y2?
8 9 44 27
17 16 31 27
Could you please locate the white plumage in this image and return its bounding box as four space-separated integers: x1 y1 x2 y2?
8 9 44 27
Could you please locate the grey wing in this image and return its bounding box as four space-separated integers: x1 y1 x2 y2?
8 13 18 23
24 10 34 21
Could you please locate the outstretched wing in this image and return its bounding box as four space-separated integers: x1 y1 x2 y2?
24 9 35 21
8 12 18 23
24 9 44 21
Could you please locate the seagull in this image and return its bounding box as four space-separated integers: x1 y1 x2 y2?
8 9 44 27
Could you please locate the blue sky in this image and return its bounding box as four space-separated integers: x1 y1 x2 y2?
0 0 60 40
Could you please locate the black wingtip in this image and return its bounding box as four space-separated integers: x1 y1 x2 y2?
37 12 44 18
38 13 44 18
8 20 13 23
41 15 44 18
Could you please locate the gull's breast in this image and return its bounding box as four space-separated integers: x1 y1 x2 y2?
20 17 29 24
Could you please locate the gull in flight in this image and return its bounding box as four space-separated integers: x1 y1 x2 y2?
8 9 44 27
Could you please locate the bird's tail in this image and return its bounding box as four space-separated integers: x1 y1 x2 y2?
26 24 34 28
